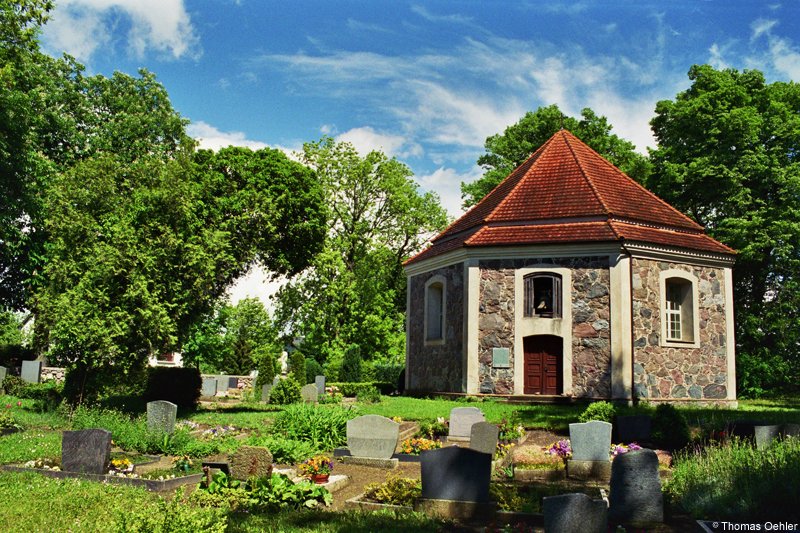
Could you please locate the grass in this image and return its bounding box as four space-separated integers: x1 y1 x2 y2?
187 403 283 429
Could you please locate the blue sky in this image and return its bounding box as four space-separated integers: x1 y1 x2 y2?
39 0 800 302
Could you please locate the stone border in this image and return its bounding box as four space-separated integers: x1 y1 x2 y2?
513 467 566 482
415 498 497 521
340 456 398 469
345 494 414 513
2 465 202 492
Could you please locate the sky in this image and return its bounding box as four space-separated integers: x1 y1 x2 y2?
38 0 800 305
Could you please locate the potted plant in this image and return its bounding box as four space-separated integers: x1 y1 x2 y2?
297 455 333 484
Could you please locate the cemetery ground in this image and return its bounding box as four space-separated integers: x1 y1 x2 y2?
0 391 797 532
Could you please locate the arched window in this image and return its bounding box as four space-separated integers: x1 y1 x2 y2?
523 273 562 318
425 277 446 342
664 277 694 342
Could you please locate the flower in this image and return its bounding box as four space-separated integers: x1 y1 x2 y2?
16 401 21 407
297 455 334 477
400 437 442 455
109 457 134 473
545 439 572 459
172 455 193 472
610 442 642 458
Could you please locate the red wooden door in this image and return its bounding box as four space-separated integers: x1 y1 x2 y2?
523 336 562 395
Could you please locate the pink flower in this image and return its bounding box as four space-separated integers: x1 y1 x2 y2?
16 401 21 407
4 404 10 409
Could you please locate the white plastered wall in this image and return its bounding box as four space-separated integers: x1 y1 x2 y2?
610 254 633 400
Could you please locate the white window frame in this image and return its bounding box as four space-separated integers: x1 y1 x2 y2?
424 275 446 346
659 269 699 348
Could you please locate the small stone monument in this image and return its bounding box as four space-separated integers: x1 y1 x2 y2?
21 360 42 384
609 449 663 527
315 375 326 396
261 384 272 403
754 425 782 450
300 384 318 404
469 422 499 456
0 366 7 385
614 415 652 444
448 407 485 441
543 493 607 533
147 400 178 434
568 420 612 480
418 446 495 520
216 375 230 395
61 429 112 475
201 377 217 397
229 446 273 481
346 415 400 460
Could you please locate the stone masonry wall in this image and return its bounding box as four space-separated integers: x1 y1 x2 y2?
477 257 611 397
631 258 728 400
407 263 464 392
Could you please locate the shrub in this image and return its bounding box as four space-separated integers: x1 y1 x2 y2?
1 375 26 396
195 471 332 512
373 362 404 386
245 434 319 464
356 386 381 404
269 404 357 450
305 358 323 385
144 367 201 410
255 354 277 391
578 401 616 423
289 352 306 384
373 381 395 395
363 476 421 506
339 344 362 383
269 376 301 405
416 419 449 439
334 382 381 397
652 403 690 450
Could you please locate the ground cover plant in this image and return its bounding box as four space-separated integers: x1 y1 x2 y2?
268 404 358 451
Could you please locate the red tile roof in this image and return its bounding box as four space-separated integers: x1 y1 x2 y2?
406 130 735 265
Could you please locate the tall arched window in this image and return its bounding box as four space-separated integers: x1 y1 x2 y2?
523 273 562 318
424 276 446 342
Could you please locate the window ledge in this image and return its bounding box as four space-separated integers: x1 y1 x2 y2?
661 339 699 349
424 338 446 347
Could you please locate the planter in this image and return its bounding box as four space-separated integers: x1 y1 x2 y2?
310 473 329 484
1 465 203 492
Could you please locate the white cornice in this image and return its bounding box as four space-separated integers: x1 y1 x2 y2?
623 242 735 267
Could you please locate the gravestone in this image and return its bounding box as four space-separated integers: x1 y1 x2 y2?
420 446 491 503
543 493 607 533
61 429 112 475
21 360 42 384
754 425 782 450
216 375 230 394
261 384 272 402
783 423 800 438
614 415 652 443
569 420 612 461
448 407 485 441
228 377 239 389
147 400 178 434
346 415 399 459
315 375 326 396
273 375 280 386
469 422 499 456
609 449 663 527
201 377 217 397
300 384 318 404
229 446 273 481
0 366 7 385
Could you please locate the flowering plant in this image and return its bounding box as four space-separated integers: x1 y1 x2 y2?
497 418 525 442
173 455 193 472
0 404 22 430
546 439 572 459
298 455 333 476
24 458 60 471
610 442 642 457
400 437 442 455
110 457 133 473
201 425 239 439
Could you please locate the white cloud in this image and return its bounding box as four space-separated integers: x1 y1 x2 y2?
415 166 481 218
751 18 778 42
708 43 730 70
410 5 474 25
227 265 284 312
337 126 422 159
187 121 268 151
747 18 800 80
43 0 200 62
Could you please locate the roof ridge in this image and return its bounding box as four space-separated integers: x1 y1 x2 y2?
562 130 611 215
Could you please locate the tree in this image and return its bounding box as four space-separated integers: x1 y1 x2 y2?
648 64 800 396
461 105 651 208
273 138 448 371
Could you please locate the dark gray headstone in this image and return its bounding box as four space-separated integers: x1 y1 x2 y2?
315 375 326 396
783 423 800 438
261 384 272 402
469 422 499 456
569 421 612 461
448 407 485 439
146 400 177 434
346 415 399 459
754 425 782 450
421 447 491 503
61 429 112 474
543 493 607 533
609 449 663 527
614 415 652 443
300 384 318 404
228 377 238 389
201 377 217 397
21 360 42 384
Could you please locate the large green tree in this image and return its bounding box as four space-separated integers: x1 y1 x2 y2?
273 138 448 374
648 64 800 396
461 105 651 208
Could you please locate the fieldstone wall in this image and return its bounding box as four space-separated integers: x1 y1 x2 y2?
631 259 729 400
477 257 611 397
407 263 464 392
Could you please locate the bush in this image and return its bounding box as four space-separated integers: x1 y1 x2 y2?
18 381 63 412
1 375 27 396
269 404 358 450
195 471 332 512
363 476 421 506
245 434 320 464
416 419 448 439
255 354 277 391
578 401 616 423
356 386 381 404
289 352 306 384
144 367 201 410
269 376 301 405
652 403 690 450
305 358 323 385
333 382 383 397
339 344 362 383
373 362 404 385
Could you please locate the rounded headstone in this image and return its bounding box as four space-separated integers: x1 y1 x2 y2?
448 407 485 439
347 414 399 459
469 422 499 456
544 492 607 533
609 449 663 527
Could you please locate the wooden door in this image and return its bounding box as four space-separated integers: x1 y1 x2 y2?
523 335 562 395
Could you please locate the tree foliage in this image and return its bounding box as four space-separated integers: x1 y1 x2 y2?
648 65 800 396
273 138 448 370
461 105 651 208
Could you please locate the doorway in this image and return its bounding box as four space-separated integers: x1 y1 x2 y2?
523 335 562 395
